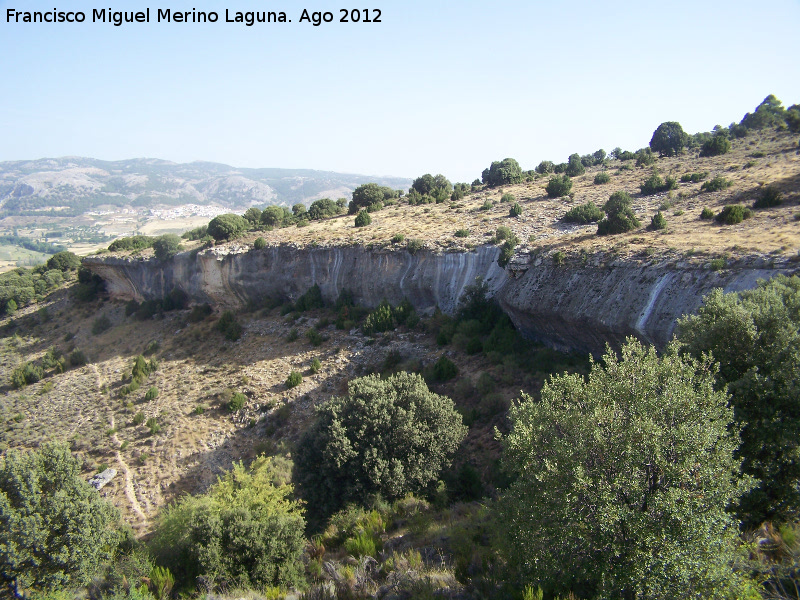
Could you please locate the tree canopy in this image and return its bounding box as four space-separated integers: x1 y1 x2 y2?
0 444 120 593
207 214 248 241
294 372 467 523
481 158 523 186
678 274 800 525
649 121 688 156
152 234 182 261
499 339 751 600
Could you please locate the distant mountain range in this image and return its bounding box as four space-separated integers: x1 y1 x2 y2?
0 157 412 216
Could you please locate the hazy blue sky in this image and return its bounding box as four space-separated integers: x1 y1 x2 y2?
1 0 799 182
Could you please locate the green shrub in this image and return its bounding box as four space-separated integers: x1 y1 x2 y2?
391 233 405 244
500 339 750 599
150 456 305 590
709 258 727 271
431 355 458 381
481 158 523 186
207 213 248 241
454 228 470 238
700 207 715 220
144 386 158 401
46 251 81 272
343 532 378 558
715 205 752 225
216 310 243 341
295 372 466 522
354 210 372 227
286 371 303 388
635 147 656 167
108 235 155 252
640 172 677 196
700 132 731 157
0 444 120 591
310 358 322 374
562 201 604 224
681 171 709 183
535 160 554 174
306 328 323 346
69 349 87 367
753 185 783 209
597 191 641 235
11 362 44 388
701 176 733 193
406 239 423 255
593 171 611 185
564 153 585 176
295 284 325 312
152 234 182 261
480 199 493 210
362 299 395 335
500 193 515 203
228 392 246 412
286 328 299 342
678 275 800 525
92 315 112 335
253 237 267 249
146 417 160 435
545 174 572 198
133 412 145 426
509 202 523 217
648 211 667 231
649 121 688 156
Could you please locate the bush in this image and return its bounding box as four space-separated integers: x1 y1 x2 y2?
391 233 405 244
144 386 159 401
535 160 554 174
509 202 523 217
310 358 322 374
69 349 87 367
351 183 396 212
700 176 733 193
597 191 641 235
216 310 243 341
253 237 267 249
680 171 709 183
108 235 154 252
640 172 677 196
286 371 303 388
700 207 715 220
561 201 603 224
454 228 470 238
354 210 372 227
431 355 458 381
228 392 246 412
648 211 667 231
10 362 44 388
481 158 523 186
564 153 585 177
700 132 732 157
92 315 112 335
406 239 423 255
500 193 515 203
294 372 467 521
362 299 395 335
308 198 343 220
46 251 81 272
133 412 145 426
649 121 688 156
715 204 752 224
207 213 248 241
152 234 182 261
753 185 783 209
0 444 119 591
150 456 306 591
545 175 572 198
593 171 611 185
678 275 800 525
635 148 656 167
499 339 750 599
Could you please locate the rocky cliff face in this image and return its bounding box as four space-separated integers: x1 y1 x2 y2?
84 245 796 355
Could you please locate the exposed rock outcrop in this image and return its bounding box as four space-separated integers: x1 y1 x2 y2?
84 245 797 355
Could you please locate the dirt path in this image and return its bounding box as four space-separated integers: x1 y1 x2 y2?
92 364 147 524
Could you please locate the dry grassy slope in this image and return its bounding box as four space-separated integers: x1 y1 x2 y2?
163 130 797 262
1 290 525 535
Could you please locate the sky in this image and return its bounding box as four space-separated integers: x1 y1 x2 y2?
1 0 799 183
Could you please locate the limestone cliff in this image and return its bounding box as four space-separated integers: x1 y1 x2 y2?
83 245 797 355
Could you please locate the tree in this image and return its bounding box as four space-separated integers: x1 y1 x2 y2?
597 191 640 235
152 234 181 261
259 206 286 228
678 275 800 525
786 104 800 133
564 153 585 177
499 339 751 599
700 131 731 157
545 175 572 198
535 160 554 174
46 251 80 272
740 94 786 130
354 210 371 227
207 214 248 241
308 198 341 221
351 183 393 213
291 203 307 217
482 158 524 186
0 444 120 594
243 207 262 227
649 121 688 157
151 456 305 591
294 372 467 521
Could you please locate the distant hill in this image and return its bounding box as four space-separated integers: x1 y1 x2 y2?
0 157 412 216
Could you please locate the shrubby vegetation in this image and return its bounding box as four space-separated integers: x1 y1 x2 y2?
481 158 523 186
294 372 467 523
649 121 688 156
597 191 640 235
207 213 248 241
0 444 120 592
648 210 667 230
678 275 800 526
700 130 732 157
753 185 783 209
151 234 182 261
715 204 752 224
108 235 154 252
545 174 572 198
151 455 305 591
640 172 677 195
561 201 604 224
500 339 751 599
354 210 372 227
593 171 610 185
701 175 733 193
564 153 585 177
